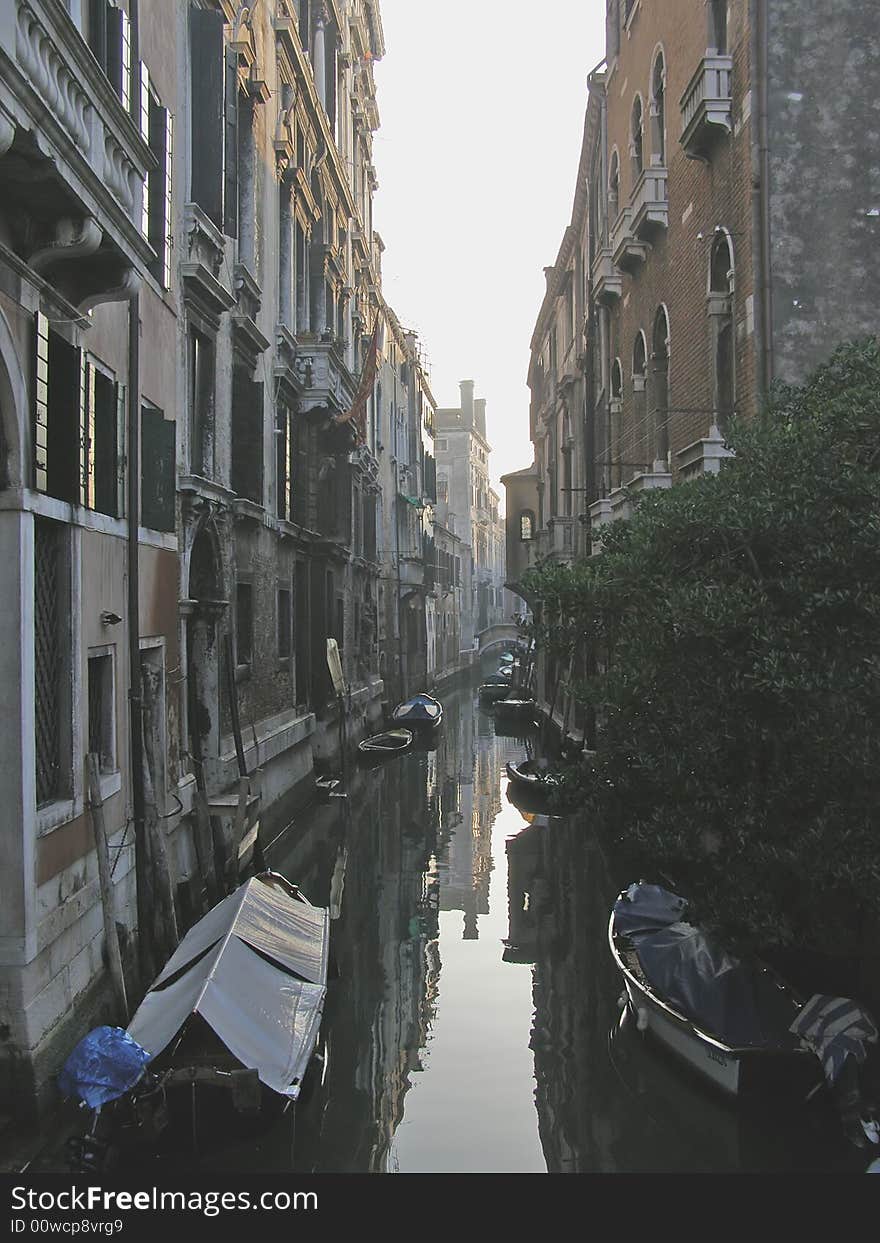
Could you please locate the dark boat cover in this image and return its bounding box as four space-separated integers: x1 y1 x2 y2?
613 883 800 1049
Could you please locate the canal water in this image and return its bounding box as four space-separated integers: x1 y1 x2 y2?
147 682 865 1174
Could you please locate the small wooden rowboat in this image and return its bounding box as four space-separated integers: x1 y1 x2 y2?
357 728 414 760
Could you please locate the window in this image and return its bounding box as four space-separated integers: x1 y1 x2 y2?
34 518 70 806
88 1 132 112
32 319 124 514
140 66 173 289
33 316 80 503
188 326 215 478
231 365 264 504
276 406 291 521
609 149 620 225
189 5 238 235
87 650 116 774
141 404 175 532
278 587 292 659
709 0 728 53
520 511 534 541
651 307 670 465
611 358 623 401
437 478 448 503
709 232 735 428
235 581 253 666
84 358 124 517
651 54 666 166
631 96 644 181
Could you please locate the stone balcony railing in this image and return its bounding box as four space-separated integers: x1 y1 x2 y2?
680 54 733 160
591 245 623 304
631 166 668 240
1 0 155 305
611 207 649 274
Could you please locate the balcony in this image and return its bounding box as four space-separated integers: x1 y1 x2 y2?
294 336 358 426
680 55 733 161
676 425 734 480
611 208 649 274
631 166 668 240
0 0 155 308
591 246 623 304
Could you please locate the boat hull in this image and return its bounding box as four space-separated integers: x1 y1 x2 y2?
608 913 822 1101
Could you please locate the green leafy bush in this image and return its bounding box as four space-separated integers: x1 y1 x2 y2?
523 339 880 957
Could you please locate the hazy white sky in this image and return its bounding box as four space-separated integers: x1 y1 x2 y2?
372 1 606 506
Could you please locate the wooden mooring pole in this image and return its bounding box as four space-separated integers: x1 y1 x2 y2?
86 752 129 1021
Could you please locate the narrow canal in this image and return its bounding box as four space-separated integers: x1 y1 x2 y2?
155 682 862 1174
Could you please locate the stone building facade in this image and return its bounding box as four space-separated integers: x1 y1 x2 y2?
434 381 506 660
375 307 437 707
0 0 459 1119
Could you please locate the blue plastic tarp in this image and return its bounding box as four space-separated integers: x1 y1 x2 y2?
58 1026 150 1108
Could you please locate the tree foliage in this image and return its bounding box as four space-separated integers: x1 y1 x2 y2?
522 339 880 956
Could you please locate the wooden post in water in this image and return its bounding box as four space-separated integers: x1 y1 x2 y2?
86 753 129 1021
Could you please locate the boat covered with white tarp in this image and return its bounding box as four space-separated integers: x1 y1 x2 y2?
127 872 329 1100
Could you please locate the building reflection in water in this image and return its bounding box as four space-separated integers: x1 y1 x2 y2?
211 686 859 1174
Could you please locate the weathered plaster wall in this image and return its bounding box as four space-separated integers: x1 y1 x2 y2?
767 0 880 383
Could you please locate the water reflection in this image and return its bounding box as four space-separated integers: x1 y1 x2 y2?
177 684 863 1173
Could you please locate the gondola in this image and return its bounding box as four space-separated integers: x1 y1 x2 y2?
608 882 844 1103
357 727 414 761
390 692 443 731
61 872 330 1170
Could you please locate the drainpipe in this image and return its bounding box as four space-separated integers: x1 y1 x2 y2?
127 292 150 984
750 0 773 404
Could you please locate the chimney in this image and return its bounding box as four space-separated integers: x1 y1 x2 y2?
459 380 474 426
474 398 487 439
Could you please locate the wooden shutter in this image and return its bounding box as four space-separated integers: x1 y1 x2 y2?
106 4 132 111
223 47 239 239
33 312 50 493
141 406 176 532
189 5 225 229
231 370 263 504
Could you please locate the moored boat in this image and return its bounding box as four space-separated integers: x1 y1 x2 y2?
492 695 536 718
390 692 443 731
357 727 414 761
608 882 826 1101
479 682 513 703
61 871 330 1169
505 757 563 790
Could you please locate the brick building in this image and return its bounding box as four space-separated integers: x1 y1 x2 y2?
507 0 880 733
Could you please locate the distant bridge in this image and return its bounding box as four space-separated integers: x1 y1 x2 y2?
476 623 521 654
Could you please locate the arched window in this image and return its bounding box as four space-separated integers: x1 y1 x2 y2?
651 307 670 467
630 97 644 182
708 231 735 429
520 510 535 541
631 332 648 479
608 149 620 225
650 53 666 166
610 358 624 489
611 358 623 401
709 0 728 53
